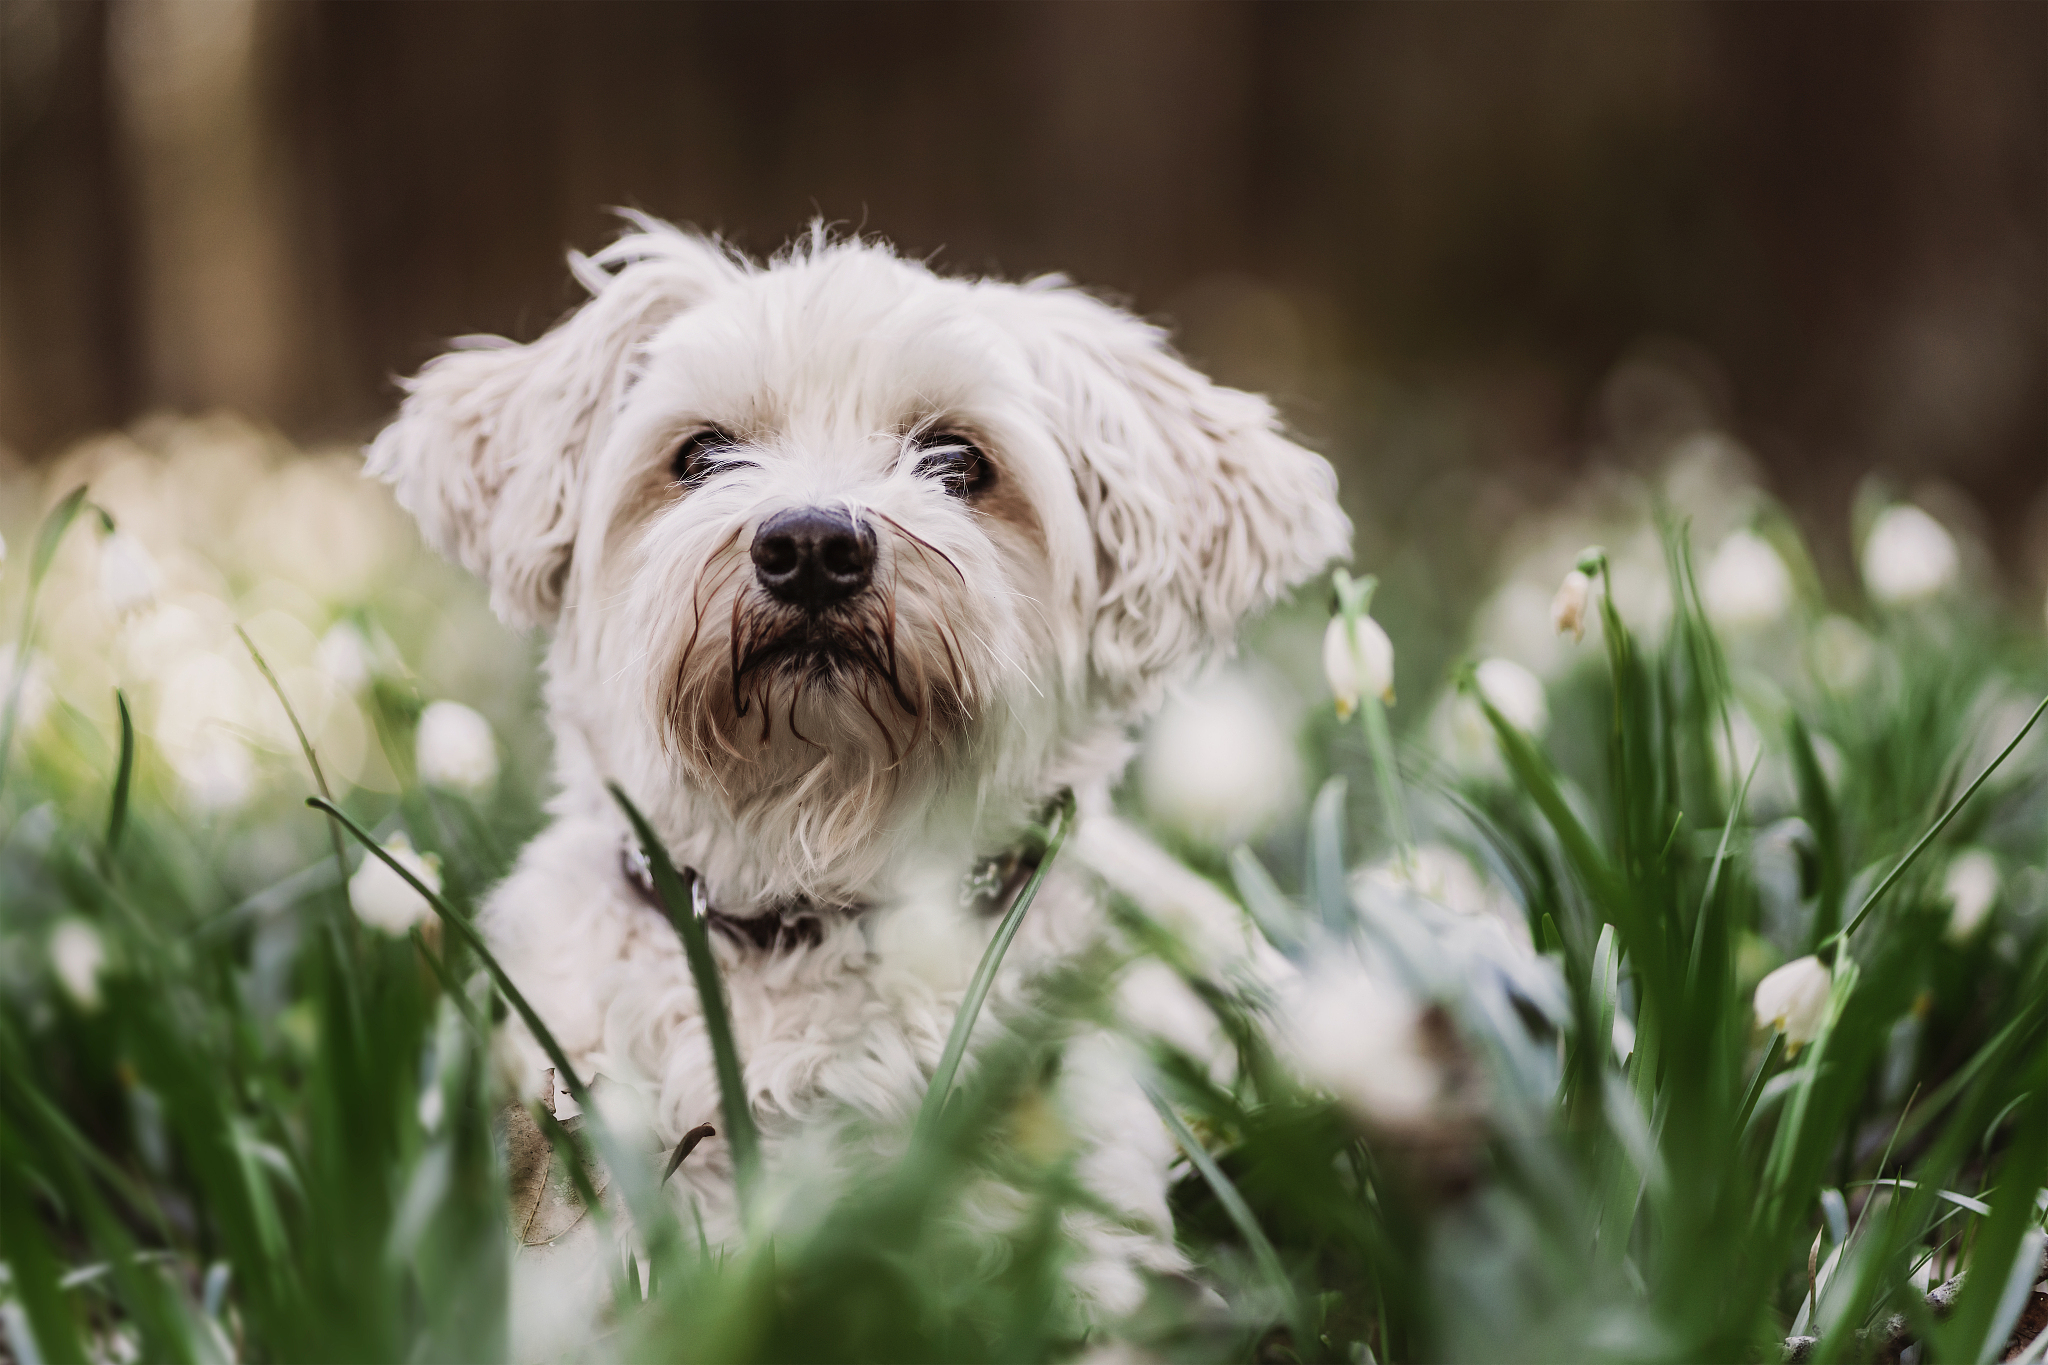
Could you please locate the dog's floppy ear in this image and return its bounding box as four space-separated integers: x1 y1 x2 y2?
366 220 742 628
1010 284 1352 711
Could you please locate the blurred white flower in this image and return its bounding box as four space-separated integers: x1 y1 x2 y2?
1141 670 1302 845
1357 844 1515 922
315 622 374 693
1324 612 1394 719
1703 529 1793 628
349 832 442 935
1754 955 1831 1052
1862 505 1959 605
49 919 107 1012
172 734 254 811
1475 658 1548 735
1942 849 2000 941
1810 615 1876 691
1551 569 1592 643
0 529 7 572
416 700 499 792
0 645 54 736
97 530 162 619
1287 964 1444 1130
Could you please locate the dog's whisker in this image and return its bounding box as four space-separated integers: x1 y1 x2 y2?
872 510 966 587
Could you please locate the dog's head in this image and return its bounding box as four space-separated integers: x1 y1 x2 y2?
369 219 1348 895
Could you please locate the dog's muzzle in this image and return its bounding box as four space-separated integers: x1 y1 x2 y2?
751 507 875 611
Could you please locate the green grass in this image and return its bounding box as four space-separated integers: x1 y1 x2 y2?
3 473 2046 1363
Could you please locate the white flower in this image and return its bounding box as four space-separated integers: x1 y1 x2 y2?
49 919 107 1012
0 645 54 736
1141 670 1302 845
0 529 7 572
1324 612 1394 719
315 622 373 693
172 734 254 811
415 700 498 792
1475 658 1548 735
1703 530 1794 628
1942 849 2000 941
1754 955 1831 1052
349 832 442 935
1357 844 1514 921
1862 505 1959 605
96 530 161 619
1551 569 1592 643
1810 615 1876 691
1287 964 1443 1130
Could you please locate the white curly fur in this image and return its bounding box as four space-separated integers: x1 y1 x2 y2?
367 217 1349 1321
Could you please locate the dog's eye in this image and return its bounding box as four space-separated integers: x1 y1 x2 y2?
670 428 738 486
912 432 995 499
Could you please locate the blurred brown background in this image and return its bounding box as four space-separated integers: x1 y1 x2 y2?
5 0 2044 594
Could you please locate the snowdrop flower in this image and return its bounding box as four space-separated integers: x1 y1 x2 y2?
1324 612 1394 719
96 529 161 619
1358 844 1514 921
1942 849 2000 941
49 919 107 1012
172 734 254 811
1703 529 1794 628
0 645 53 736
416 700 499 792
1141 671 1302 845
1862 505 1959 605
1754 955 1831 1053
1810 615 1876 691
1551 569 1593 643
1475 658 1548 736
1288 964 1446 1130
349 832 442 935
315 622 373 693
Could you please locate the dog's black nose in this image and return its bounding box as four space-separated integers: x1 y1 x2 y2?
750 507 876 610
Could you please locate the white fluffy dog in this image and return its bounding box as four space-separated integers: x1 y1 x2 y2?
367 217 1349 1315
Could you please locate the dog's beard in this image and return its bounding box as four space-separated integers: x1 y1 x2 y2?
643 516 1000 816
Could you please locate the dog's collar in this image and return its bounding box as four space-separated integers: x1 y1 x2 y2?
616 795 1068 955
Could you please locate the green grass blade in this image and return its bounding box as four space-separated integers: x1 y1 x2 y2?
27 485 89 585
306 797 585 1111
1229 844 1305 952
103 688 134 866
1735 1032 1786 1138
1146 1083 1309 1351
1838 693 2048 942
310 792 682 1281
914 789 1076 1145
0 483 90 799
607 781 762 1209
239 624 349 879
1688 746 1760 984
1787 715 1845 947
1934 1063 2048 1364
0 1120 89 1365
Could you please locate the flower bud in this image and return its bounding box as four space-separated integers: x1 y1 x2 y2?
49 919 107 1012
97 530 161 620
1474 658 1548 735
1703 529 1793 628
1753 955 1831 1052
315 622 374 693
1862 505 1958 605
1551 569 1592 642
1324 612 1394 719
1942 849 2000 941
416 700 499 793
349 832 442 935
